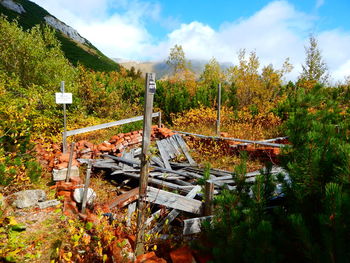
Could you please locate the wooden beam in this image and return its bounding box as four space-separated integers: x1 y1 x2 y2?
81 160 92 214
150 185 201 234
146 186 202 214
174 134 196 165
156 140 172 170
204 181 214 216
66 112 160 137
108 187 139 209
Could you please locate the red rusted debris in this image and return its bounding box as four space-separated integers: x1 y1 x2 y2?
136 252 167 263
170 246 196 263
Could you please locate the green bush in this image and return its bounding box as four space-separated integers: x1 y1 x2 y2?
203 86 350 262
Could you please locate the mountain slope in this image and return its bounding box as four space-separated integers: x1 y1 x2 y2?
0 0 120 72
116 59 232 79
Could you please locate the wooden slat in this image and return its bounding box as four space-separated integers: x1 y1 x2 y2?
161 139 175 159
108 187 139 209
146 186 202 214
174 134 196 165
150 185 201 233
66 112 160 137
122 172 195 193
183 216 213 235
151 156 165 168
168 137 182 156
156 140 172 170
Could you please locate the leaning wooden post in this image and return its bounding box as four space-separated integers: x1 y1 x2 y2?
65 142 75 182
216 83 221 137
158 111 162 128
81 160 92 214
135 73 156 256
204 181 214 216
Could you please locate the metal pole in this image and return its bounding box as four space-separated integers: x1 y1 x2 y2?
216 83 222 136
61 81 67 153
135 73 155 256
81 160 92 214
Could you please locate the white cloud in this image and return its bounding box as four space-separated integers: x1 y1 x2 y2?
31 0 350 81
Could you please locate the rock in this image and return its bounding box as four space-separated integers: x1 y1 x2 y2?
1 0 26 14
12 190 46 209
44 16 87 44
73 188 96 205
52 166 79 181
37 199 61 209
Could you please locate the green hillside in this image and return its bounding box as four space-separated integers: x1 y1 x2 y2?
0 0 120 72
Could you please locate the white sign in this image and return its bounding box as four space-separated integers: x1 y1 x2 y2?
149 81 156 94
55 93 72 104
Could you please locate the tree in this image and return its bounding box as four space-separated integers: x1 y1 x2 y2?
299 35 329 85
0 17 76 89
166 44 186 75
200 57 224 88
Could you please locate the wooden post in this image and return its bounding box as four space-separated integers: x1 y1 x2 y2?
65 142 75 182
204 181 214 216
135 73 156 256
216 83 221 137
81 160 92 214
158 111 162 128
61 81 67 153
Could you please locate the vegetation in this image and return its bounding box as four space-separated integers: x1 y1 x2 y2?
1 10 350 262
201 87 350 262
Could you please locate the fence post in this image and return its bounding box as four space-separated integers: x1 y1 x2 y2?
135 73 156 256
204 181 214 216
65 142 75 182
81 160 92 214
216 83 221 137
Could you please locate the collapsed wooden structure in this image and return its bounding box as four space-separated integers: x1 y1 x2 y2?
81 133 287 235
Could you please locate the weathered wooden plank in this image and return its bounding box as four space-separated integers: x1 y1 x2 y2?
161 139 175 159
127 202 136 227
204 181 214 216
66 112 160 137
174 134 196 165
146 186 202 214
156 140 172 170
122 172 195 193
183 216 214 235
151 156 165 168
150 185 201 234
108 187 139 209
123 152 134 171
168 137 182 156
174 130 285 148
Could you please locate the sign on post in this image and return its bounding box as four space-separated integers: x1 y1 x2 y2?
55 93 73 104
56 81 72 153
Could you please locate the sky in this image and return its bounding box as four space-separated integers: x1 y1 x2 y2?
31 0 350 82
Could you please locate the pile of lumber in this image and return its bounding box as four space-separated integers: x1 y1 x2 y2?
81 134 287 236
